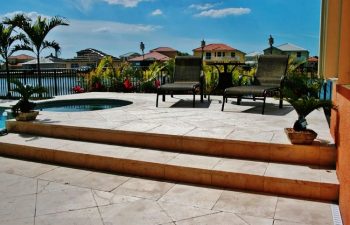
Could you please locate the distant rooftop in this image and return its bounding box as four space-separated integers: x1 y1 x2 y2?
129 51 170 62
8 54 35 60
193 43 236 52
151 47 177 52
119 52 140 58
276 43 308 51
246 51 263 57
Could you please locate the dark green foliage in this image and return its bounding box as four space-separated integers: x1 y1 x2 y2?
282 74 332 131
10 79 46 116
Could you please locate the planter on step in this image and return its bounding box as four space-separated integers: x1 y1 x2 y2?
284 128 317 145
15 111 39 121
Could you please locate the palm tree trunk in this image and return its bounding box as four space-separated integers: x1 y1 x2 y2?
5 59 11 98
36 53 42 98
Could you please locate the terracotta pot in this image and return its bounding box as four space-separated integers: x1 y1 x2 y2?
15 111 39 121
284 128 317 145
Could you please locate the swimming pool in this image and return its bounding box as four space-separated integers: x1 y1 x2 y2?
35 98 132 112
0 98 132 129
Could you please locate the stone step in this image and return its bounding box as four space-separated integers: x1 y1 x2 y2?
6 120 337 167
0 133 339 202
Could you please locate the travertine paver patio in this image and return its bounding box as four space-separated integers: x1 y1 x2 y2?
0 92 333 145
0 156 336 225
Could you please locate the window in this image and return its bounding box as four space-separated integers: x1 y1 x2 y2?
71 63 79 68
231 52 236 58
217 52 222 57
205 52 211 60
223 52 226 57
297 52 302 58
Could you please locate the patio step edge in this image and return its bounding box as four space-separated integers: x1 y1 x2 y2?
0 133 339 202
6 120 336 167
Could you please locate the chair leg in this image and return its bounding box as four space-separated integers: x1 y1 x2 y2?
200 88 204 103
156 92 159 107
221 94 226 111
279 92 283 108
237 96 241 105
262 96 266 114
193 92 196 107
162 94 165 102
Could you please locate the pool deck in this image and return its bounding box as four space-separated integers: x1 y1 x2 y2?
0 92 334 145
0 93 340 225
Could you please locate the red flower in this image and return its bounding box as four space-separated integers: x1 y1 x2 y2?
72 85 84 93
123 79 133 91
154 79 161 88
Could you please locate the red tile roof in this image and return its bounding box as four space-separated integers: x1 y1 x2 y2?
129 51 170 61
8 54 35 60
151 47 177 52
308 57 318 62
193 43 236 51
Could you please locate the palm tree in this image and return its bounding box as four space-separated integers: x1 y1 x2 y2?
4 14 68 92
0 22 28 97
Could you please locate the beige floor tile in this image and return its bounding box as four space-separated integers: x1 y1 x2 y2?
99 199 172 225
274 197 333 225
35 207 103 225
0 217 34 225
265 163 321 182
213 190 278 219
185 127 234 139
148 124 195 135
92 190 141 206
167 154 221 170
0 173 37 198
70 171 130 191
0 157 57 178
213 158 268 176
38 167 92 185
0 194 36 222
159 184 223 209
158 201 218 222
36 185 96 216
175 212 248 225
238 215 274 225
112 177 175 200
273 220 312 225
226 129 274 143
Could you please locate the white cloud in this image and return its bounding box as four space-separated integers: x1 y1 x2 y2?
1 11 51 20
195 8 251 18
103 0 145 7
189 3 216 11
151 9 163 16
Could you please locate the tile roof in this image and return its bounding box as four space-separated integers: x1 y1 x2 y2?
151 47 177 52
119 52 140 58
8 54 35 60
276 43 307 51
193 43 236 51
128 51 170 62
308 57 318 62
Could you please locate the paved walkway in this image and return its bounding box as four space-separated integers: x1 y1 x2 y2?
0 156 336 225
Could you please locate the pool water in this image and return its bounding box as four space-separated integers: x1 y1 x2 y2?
36 99 132 112
0 112 8 129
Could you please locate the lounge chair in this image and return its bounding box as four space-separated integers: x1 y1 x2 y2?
221 55 289 114
156 56 204 107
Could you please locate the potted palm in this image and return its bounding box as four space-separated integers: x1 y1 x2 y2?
11 79 46 121
282 74 332 144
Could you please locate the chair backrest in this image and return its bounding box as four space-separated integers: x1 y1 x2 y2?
173 56 202 82
255 55 289 87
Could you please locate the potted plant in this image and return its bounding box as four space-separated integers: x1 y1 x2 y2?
282 73 332 144
11 79 46 121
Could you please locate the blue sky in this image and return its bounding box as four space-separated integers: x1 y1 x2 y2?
1 0 321 58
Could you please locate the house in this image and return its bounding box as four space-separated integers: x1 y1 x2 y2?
150 47 178 58
192 43 246 63
128 46 177 67
119 52 141 61
22 55 66 69
245 51 263 65
7 54 35 69
64 48 120 69
263 43 309 62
